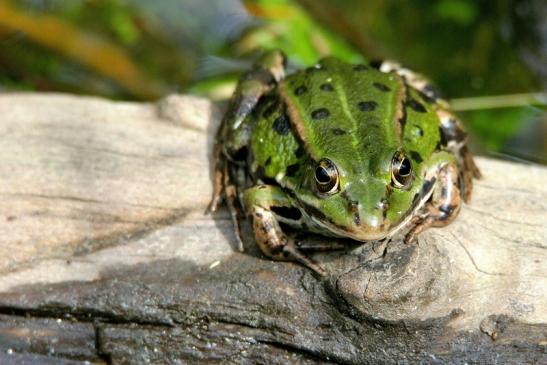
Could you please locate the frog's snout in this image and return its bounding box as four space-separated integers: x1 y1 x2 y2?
354 203 390 235
342 180 391 237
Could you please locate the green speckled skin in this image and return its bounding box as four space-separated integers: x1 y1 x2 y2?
234 57 451 240
212 51 480 273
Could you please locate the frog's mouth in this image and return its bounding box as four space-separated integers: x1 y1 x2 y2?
295 176 438 242
313 215 391 241
296 201 392 241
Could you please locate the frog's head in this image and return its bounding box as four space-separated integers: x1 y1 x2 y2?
294 152 422 241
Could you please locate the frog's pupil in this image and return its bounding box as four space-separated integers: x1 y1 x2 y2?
399 158 411 176
315 167 331 183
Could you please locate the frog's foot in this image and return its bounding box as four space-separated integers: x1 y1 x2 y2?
404 215 435 244
404 161 462 244
244 185 326 275
249 205 326 276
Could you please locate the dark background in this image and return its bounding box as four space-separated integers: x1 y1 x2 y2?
0 0 545 162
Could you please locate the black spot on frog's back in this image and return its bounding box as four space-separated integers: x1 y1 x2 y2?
410 151 423 163
294 85 307 96
311 108 330 120
373 82 391 92
358 101 378 111
294 145 305 158
320 83 334 92
331 128 347 135
407 98 426 113
272 113 290 135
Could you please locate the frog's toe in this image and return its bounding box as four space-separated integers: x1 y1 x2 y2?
403 232 418 245
403 215 435 244
282 243 327 277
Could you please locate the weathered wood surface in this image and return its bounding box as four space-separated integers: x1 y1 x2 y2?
0 93 545 364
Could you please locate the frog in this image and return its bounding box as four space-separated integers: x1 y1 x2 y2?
208 50 481 276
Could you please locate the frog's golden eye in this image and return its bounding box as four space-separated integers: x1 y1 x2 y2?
391 151 413 189
314 159 339 194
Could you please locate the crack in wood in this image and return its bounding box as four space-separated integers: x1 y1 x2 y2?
0 307 175 328
449 233 506 276
477 223 547 250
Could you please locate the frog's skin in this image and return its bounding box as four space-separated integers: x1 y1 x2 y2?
208 50 481 275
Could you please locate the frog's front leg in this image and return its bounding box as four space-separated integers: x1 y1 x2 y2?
244 185 326 276
404 161 462 244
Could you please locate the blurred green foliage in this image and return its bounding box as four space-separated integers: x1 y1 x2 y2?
0 0 545 161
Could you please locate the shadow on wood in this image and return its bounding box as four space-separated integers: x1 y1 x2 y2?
0 93 545 364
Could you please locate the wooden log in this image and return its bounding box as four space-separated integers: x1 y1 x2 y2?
0 93 545 364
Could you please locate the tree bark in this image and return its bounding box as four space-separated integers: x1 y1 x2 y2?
0 93 545 364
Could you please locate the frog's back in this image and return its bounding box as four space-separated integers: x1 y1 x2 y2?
249 57 441 184
279 58 439 175
247 91 303 183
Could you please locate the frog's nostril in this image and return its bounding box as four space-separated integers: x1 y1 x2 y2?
347 200 360 225
353 212 361 225
348 199 359 212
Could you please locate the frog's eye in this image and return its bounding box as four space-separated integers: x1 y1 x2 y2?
314 159 339 194
391 151 413 189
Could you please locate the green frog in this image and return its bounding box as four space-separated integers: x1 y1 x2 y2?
208 50 481 275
